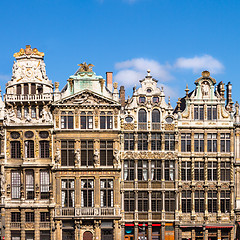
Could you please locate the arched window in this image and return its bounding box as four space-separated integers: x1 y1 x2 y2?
138 109 147 130
152 109 160 130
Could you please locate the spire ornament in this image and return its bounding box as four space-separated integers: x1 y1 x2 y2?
77 62 94 72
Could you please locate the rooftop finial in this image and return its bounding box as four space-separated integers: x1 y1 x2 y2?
202 70 210 78
13 45 44 58
185 84 189 98
147 69 151 76
77 62 94 72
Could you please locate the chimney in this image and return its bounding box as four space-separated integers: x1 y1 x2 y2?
106 72 113 92
119 86 125 107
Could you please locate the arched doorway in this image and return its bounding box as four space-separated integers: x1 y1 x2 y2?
83 231 93 240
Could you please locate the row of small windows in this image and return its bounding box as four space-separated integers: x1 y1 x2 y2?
61 111 113 129
16 83 43 95
139 96 160 104
181 133 230 152
181 161 230 181
11 170 50 200
124 159 231 182
194 105 217 120
11 211 50 223
124 160 174 181
61 140 113 167
16 105 44 119
124 133 175 151
61 179 113 208
11 140 49 159
124 190 231 213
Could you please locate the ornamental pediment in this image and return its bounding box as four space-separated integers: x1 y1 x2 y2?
122 151 177 159
53 90 120 107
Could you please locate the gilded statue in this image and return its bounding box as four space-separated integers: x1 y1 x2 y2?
13 45 44 58
78 62 94 72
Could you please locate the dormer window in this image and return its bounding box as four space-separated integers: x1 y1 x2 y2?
139 97 146 103
207 106 217 120
153 97 159 103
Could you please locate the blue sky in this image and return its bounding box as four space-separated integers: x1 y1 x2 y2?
0 0 240 104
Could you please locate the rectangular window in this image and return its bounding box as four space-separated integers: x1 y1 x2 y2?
100 113 113 129
81 179 94 207
124 160 134 181
17 106 22 118
11 141 21 159
40 141 49 158
207 161 217 181
207 105 217 120
25 140 34 158
165 133 175 151
124 191 135 212
208 190 217 213
62 179 75 208
194 133 204 152
80 112 93 129
151 160 161 181
151 133 161 151
24 83 29 95
194 161 204 181
195 190 204 213
152 192 162 212
194 105 204 120
17 85 21 95
138 133 148 151
100 141 113 166
221 162 231 181
61 111 74 129
31 106 36 118
81 140 93 166
11 212 21 222
40 231 50 240
31 83 36 94
181 133 191 152
12 171 21 199
165 160 174 181
165 191 175 212
26 170 34 200
100 179 113 207
138 160 148 181
181 161 191 181
207 133 217 152
25 212 34 222
221 191 230 213
138 191 148 212
124 133 134 151
61 140 75 166
220 133 230 152
182 190 191 213
40 170 50 199
11 231 21 240
40 212 50 222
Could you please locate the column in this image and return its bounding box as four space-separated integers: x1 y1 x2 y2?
134 223 138 240
35 209 40 240
217 229 221 240
121 223 125 240
148 223 152 240
21 209 25 240
114 220 121 240
55 220 61 240
161 222 165 240
95 176 100 208
204 229 208 240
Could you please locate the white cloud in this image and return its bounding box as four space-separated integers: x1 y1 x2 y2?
175 55 224 74
114 58 172 87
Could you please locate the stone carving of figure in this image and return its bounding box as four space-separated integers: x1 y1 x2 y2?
75 149 80 165
42 106 53 123
93 150 99 167
113 149 120 168
201 81 210 97
55 148 61 165
4 108 16 124
0 172 5 192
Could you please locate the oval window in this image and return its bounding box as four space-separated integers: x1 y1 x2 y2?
166 117 173 123
11 132 20 139
39 131 49 139
25 131 34 138
125 116 133 123
147 88 152 93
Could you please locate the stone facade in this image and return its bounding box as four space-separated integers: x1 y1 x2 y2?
0 46 239 240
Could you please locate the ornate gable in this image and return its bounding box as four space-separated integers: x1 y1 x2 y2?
53 89 120 107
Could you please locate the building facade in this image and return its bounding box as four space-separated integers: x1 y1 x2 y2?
0 46 239 240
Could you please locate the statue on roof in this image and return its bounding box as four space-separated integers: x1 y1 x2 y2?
13 45 44 58
77 62 94 72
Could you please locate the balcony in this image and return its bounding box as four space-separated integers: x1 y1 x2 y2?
10 222 21 228
55 207 120 218
5 93 52 102
39 222 51 228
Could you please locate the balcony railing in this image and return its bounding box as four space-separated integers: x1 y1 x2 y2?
10 222 21 228
5 93 52 102
55 207 119 217
138 123 147 130
152 123 161 130
39 222 51 228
